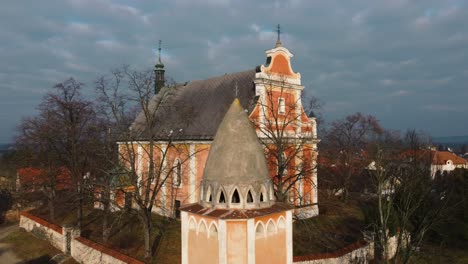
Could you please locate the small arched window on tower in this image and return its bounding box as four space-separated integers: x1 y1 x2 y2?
246 190 254 203
231 189 240 204
260 192 265 202
205 186 212 202
173 159 182 187
219 190 226 203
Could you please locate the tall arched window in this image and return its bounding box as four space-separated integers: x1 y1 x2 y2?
173 159 182 187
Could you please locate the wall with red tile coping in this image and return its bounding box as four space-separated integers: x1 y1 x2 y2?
20 211 63 234
20 211 143 264
73 237 144 264
293 239 379 264
293 240 368 262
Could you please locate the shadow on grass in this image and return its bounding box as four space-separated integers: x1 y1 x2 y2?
23 254 51 264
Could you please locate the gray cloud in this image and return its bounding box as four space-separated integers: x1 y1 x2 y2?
1 0 467 143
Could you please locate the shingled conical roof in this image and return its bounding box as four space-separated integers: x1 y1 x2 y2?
203 98 270 184
197 98 274 210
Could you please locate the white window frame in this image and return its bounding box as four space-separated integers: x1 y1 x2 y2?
278 97 286 114
172 159 182 188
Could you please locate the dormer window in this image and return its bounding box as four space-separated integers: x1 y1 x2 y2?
278 98 285 114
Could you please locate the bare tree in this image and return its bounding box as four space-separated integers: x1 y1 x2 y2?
95 65 193 259
16 78 101 224
389 130 453 264
366 130 456 264
321 112 384 201
253 76 320 206
365 132 403 263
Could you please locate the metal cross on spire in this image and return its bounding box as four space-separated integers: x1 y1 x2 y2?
235 82 239 97
275 24 282 47
158 40 162 64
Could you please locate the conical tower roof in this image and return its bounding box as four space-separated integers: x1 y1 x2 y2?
203 98 270 184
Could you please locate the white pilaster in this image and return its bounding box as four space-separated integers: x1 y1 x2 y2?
247 219 255 264
137 144 143 189
219 220 227 264
312 158 318 205
296 89 302 135
181 212 188 264
189 144 196 203
161 144 168 215
286 210 293 264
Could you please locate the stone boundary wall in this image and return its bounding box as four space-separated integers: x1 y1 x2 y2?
19 211 143 264
19 211 65 251
293 240 374 264
72 237 144 264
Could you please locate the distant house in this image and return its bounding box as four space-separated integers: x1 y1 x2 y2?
16 167 73 192
430 150 468 177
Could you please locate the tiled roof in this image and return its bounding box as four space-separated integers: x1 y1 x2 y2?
17 167 73 191
130 69 257 140
180 203 293 219
400 149 468 166
432 151 468 165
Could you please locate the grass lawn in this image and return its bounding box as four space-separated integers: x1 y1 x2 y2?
408 243 468 264
293 195 366 256
0 228 78 264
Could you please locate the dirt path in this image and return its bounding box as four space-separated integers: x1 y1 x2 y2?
0 224 22 264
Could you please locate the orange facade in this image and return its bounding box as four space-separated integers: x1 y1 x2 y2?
182 211 291 264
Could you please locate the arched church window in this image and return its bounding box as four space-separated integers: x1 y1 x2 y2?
231 189 240 203
172 159 182 187
260 192 264 202
246 190 254 203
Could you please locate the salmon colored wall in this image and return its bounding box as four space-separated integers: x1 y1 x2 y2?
254 212 284 225
188 229 219 264
187 215 219 264
268 54 293 76
254 212 287 264
255 231 287 264
226 221 248 263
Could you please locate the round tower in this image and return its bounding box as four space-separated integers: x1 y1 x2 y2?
180 99 293 264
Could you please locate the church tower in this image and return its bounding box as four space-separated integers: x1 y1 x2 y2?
154 40 165 94
180 99 294 264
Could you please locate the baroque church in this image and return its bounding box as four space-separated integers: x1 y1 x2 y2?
123 36 319 219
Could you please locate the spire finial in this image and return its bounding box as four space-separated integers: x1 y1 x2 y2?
158 40 162 64
275 24 282 47
235 82 239 97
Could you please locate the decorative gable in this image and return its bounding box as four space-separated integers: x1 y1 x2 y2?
259 46 301 81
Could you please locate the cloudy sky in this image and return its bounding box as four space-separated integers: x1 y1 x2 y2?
1 0 467 143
